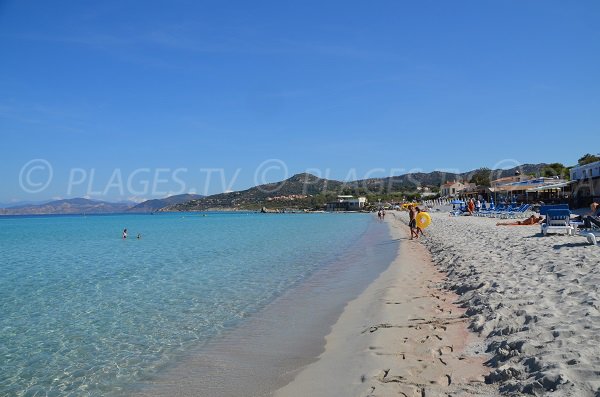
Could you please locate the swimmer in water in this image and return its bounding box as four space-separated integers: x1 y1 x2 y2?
122 228 127 239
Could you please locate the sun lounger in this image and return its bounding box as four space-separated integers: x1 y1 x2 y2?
493 204 520 218
587 216 600 229
576 215 600 245
541 208 573 236
498 204 520 219
486 204 506 218
504 204 531 219
579 230 600 245
539 204 569 215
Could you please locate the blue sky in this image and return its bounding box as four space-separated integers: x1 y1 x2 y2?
1 0 599 202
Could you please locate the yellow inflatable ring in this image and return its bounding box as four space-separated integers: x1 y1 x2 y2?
415 212 431 229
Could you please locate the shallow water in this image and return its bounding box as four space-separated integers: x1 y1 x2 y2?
0 212 372 396
136 213 397 397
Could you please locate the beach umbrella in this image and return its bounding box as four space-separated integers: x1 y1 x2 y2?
450 199 465 205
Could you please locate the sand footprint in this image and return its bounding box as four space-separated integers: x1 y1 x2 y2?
445 374 452 386
438 345 454 355
376 368 405 384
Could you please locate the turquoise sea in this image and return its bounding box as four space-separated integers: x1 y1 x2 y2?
0 212 381 396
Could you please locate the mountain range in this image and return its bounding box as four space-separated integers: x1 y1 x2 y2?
126 194 204 212
1 163 551 215
0 194 205 216
0 198 131 216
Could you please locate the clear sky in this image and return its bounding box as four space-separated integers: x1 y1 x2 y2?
1 0 599 202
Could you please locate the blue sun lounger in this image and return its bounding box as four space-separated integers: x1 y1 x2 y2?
540 207 573 236
503 204 531 219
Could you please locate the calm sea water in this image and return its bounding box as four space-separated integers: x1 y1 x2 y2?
0 212 372 396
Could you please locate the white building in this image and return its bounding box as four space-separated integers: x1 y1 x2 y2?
571 161 600 181
570 160 600 200
326 195 367 211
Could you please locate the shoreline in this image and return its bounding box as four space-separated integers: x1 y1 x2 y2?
133 215 398 397
275 215 498 396
132 208 600 396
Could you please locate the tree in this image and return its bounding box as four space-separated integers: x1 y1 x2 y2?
469 167 491 187
541 163 567 178
578 153 600 166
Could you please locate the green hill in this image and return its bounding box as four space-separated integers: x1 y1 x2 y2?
164 173 344 211
127 194 204 213
164 164 553 212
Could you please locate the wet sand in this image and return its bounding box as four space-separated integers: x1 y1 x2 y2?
133 217 398 397
275 216 498 396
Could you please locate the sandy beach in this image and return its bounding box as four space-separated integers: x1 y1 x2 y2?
417 211 600 396
277 210 600 397
276 216 499 397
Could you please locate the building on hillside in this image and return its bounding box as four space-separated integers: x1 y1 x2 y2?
570 160 600 206
440 181 473 197
416 186 437 198
326 195 367 211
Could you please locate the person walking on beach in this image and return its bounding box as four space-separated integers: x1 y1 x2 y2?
381 209 386 220
467 198 475 215
475 199 481 212
408 205 418 240
122 228 128 239
415 207 425 237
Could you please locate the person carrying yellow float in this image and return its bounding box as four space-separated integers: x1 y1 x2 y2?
415 207 431 237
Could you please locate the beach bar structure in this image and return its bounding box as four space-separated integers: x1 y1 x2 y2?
489 177 570 203
459 184 489 201
525 180 575 203
326 195 367 211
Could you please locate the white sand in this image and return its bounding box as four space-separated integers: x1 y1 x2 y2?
416 211 600 396
275 217 498 397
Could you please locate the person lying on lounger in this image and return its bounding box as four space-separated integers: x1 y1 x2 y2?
573 202 600 229
585 202 600 227
496 215 543 226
